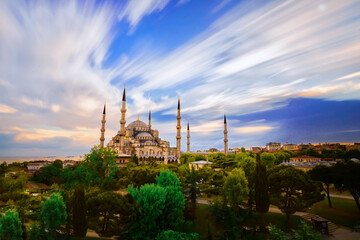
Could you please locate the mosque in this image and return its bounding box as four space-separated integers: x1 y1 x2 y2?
99 87 229 164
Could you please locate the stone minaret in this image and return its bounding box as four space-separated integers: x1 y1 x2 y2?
148 110 151 130
100 103 106 148
176 97 181 158
187 122 190 152
224 113 228 155
119 87 126 154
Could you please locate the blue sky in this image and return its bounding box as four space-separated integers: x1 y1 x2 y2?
0 0 360 156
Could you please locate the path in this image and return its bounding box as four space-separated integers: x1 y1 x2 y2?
196 198 360 240
329 194 353 200
86 231 115 239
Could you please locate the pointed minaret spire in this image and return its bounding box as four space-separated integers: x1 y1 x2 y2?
224 113 228 155
148 110 152 130
187 122 190 153
100 103 106 148
119 86 127 154
176 97 181 159
122 86 126 101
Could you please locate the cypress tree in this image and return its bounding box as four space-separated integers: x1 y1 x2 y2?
254 154 270 231
73 185 87 239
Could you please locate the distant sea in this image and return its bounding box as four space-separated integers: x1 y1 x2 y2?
0 156 84 164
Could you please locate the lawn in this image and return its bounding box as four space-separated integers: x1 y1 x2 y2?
307 197 360 229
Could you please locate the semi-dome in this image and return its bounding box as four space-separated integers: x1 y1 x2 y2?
128 120 148 128
136 132 152 138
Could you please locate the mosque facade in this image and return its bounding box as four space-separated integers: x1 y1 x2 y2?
99 87 181 164
99 87 229 164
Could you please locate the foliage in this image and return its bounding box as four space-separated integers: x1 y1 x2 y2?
62 165 92 189
128 170 185 240
238 156 256 210
210 201 244 240
293 220 320 240
223 168 249 207
269 224 286 240
260 152 276 165
34 162 62 185
40 193 67 238
156 170 185 230
156 230 199 240
184 168 199 220
308 165 334 208
72 185 87 238
254 155 269 213
128 184 167 240
333 161 360 211
180 153 196 165
83 145 118 189
0 209 22 240
0 174 27 202
268 166 323 224
87 190 135 237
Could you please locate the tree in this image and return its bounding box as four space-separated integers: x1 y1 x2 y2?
239 156 256 211
308 165 334 208
254 154 269 231
0 209 22 240
185 168 199 220
156 170 185 230
156 230 198 240
40 193 67 239
223 168 249 208
62 165 92 189
87 190 135 237
268 166 323 225
128 184 167 240
83 145 118 188
260 152 276 165
293 220 320 240
73 185 87 239
333 161 360 212
241 147 246 153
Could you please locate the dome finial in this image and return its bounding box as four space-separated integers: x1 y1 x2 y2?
137 114 140 121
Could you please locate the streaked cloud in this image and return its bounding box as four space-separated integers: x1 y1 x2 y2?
1 0 360 156
336 72 360 81
0 104 17 114
234 126 274 134
121 0 172 28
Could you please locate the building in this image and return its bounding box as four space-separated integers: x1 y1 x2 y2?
283 155 336 171
289 155 321 163
282 143 299 151
27 161 50 172
104 87 181 164
266 142 281 151
250 147 263 152
189 160 213 170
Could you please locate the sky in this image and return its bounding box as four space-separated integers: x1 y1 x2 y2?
0 0 360 157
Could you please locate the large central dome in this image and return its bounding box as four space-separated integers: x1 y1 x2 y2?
127 120 148 128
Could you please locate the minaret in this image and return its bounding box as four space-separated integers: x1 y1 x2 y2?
119 87 126 154
148 110 151 130
100 103 106 148
224 113 228 155
187 122 190 152
176 97 181 158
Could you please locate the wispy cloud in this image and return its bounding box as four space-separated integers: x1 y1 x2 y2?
120 0 172 29
0 104 17 114
1 0 360 156
234 126 274 134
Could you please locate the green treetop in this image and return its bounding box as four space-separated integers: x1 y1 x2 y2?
0 209 23 240
40 193 67 238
